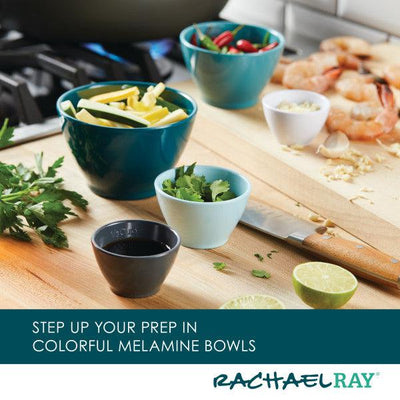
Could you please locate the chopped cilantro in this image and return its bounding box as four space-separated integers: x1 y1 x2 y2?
213 262 227 271
254 253 264 262
162 163 236 202
251 269 271 279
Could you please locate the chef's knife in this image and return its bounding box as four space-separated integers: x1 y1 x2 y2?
240 199 400 289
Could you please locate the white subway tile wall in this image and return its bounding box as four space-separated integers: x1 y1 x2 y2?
338 0 400 37
220 0 285 31
220 0 397 44
285 3 387 45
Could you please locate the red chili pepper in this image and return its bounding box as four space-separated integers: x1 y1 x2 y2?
236 39 258 53
213 25 243 47
227 46 240 54
190 33 198 46
259 41 279 52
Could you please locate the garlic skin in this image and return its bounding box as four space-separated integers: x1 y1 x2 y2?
317 132 350 159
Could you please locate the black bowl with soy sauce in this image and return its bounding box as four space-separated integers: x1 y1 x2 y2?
91 220 181 298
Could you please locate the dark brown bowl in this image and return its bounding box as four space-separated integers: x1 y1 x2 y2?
91 220 180 298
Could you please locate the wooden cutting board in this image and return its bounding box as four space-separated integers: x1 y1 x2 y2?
1 125 399 309
174 43 400 260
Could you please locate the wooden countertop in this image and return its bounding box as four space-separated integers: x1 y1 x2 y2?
0 77 399 309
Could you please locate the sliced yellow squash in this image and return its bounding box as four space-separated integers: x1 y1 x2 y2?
76 109 113 127
143 107 169 124
151 109 188 127
89 87 139 103
109 101 126 110
97 118 115 127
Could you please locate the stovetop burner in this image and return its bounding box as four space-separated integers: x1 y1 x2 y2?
0 29 176 130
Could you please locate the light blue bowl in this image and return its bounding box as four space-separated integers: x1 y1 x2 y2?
154 165 251 249
180 21 284 109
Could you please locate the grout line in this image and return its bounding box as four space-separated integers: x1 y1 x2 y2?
282 1 287 35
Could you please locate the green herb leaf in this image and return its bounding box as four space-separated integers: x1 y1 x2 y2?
175 188 204 202
210 179 230 202
46 156 64 178
213 262 227 271
0 153 88 248
0 119 14 148
251 269 271 279
254 253 264 262
162 163 236 203
267 250 279 259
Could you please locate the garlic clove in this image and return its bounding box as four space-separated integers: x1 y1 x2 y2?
317 131 350 159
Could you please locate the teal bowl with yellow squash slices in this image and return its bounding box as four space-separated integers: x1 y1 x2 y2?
56 81 197 200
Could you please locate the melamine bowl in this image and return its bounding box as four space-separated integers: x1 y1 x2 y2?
154 165 251 249
180 21 284 109
262 89 330 145
56 81 197 200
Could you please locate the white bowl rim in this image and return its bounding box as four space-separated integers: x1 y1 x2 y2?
262 89 330 116
154 164 251 206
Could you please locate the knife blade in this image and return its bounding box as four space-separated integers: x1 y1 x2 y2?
240 199 400 289
240 199 326 244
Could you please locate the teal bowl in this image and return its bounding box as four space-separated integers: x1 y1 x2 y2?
180 21 284 109
56 81 197 200
154 165 251 249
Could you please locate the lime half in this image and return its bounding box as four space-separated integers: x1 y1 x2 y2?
293 262 357 309
220 294 285 309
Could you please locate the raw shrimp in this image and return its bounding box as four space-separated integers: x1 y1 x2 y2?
309 51 361 70
271 57 292 84
335 75 380 103
320 36 371 57
350 102 382 121
326 84 398 141
282 60 342 93
384 64 400 89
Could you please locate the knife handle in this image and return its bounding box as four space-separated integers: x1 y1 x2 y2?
303 233 400 288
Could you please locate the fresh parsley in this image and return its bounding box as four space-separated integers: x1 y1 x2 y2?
267 250 279 259
0 119 14 148
254 253 264 262
213 262 227 271
0 153 88 248
162 163 236 202
251 269 271 279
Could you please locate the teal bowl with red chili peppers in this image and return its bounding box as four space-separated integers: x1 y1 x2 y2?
180 21 285 109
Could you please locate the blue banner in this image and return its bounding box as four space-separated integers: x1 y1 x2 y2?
0 310 398 364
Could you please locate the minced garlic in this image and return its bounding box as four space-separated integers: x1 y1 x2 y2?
320 148 374 182
323 219 335 227
360 187 374 193
349 195 374 205
374 153 386 163
308 212 322 222
281 145 301 155
277 101 320 113
376 139 400 158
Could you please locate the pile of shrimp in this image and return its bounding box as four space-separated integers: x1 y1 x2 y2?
272 36 400 140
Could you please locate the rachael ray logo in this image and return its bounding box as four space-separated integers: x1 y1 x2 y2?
213 371 378 391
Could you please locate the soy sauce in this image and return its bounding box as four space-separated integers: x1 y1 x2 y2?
103 237 170 256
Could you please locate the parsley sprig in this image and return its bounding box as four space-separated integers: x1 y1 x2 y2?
162 163 236 202
0 153 88 248
0 119 14 148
